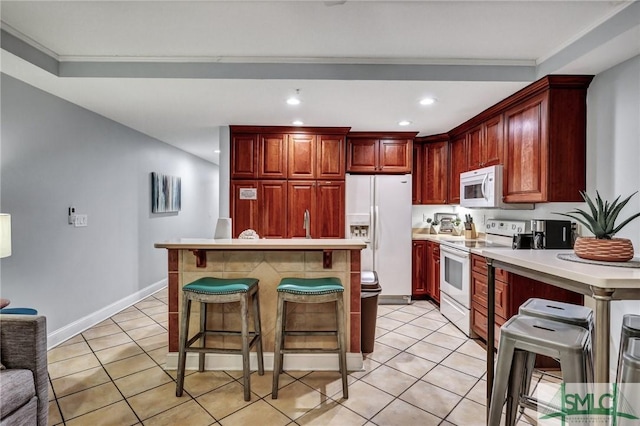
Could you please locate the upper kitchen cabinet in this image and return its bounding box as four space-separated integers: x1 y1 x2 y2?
230 126 349 180
288 134 316 179
413 134 449 205
466 115 504 171
230 133 258 179
346 132 417 174
502 76 593 203
316 135 346 179
259 134 288 179
448 134 467 204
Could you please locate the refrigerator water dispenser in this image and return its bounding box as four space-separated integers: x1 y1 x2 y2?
347 214 370 240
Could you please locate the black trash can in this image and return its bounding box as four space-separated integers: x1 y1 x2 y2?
361 271 382 353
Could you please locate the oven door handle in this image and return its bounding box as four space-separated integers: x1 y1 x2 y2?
440 245 470 260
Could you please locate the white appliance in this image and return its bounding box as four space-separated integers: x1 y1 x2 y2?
459 165 533 210
345 174 412 304
439 219 523 336
440 244 472 335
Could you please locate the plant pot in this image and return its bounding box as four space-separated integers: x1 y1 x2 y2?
430 225 440 234
573 237 635 262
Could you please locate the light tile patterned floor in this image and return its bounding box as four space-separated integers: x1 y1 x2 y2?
47 290 543 425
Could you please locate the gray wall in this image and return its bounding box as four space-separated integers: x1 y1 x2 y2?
0 74 219 337
586 54 640 374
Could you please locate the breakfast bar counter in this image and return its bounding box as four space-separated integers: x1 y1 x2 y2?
154 238 367 370
481 248 640 414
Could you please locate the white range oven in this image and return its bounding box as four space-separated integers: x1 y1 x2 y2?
438 219 524 337
439 243 472 336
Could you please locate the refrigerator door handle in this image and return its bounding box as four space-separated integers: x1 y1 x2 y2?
375 205 380 250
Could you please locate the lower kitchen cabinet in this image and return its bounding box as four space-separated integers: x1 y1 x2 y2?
287 180 345 239
412 241 428 297
411 240 440 302
426 241 440 303
470 253 583 349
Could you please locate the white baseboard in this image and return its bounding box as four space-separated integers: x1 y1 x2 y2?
165 352 364 372
47 279 167 350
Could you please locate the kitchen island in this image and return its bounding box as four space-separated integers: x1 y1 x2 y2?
154 238 367 371
482 248 640 414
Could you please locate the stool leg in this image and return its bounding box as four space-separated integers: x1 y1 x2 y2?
176 296 191 397
489 336 516 426
272 293 285 399
199 302 207 372
240 293 251 401
506 350 527 426
336 295 348 399
252 288 264 376
279 299 287 374
519 351 537 413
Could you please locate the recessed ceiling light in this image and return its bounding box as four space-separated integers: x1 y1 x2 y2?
419 97 436 106
398 120 412 126
292 120 304 126
214 149 221 154
287 89 302 105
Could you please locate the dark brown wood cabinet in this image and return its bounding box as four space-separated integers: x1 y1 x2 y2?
287 181 317 238
316 181 345 238
259 180 288 238
347 132 416 173
230 126 349 238
316 135 345 179
502 76 592 203
230 134 258 179
448 135 467 204
231 180 259 237
411 240 428 297
412 240 440 302
288 134 316 179
413 134 449 205
287 180 345 239
426 241 440 303
259 134 288 179
467 115 503 171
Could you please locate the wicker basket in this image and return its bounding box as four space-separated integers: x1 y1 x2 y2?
574 237 635 262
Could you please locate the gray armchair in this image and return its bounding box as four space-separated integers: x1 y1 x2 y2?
0 314 48 426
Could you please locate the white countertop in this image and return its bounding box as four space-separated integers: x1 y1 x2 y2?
155 238 367 250
482 248 640 289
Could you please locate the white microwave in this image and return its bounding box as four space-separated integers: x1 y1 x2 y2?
459 165 533 209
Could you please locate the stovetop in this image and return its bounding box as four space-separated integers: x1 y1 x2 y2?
440 239 511 251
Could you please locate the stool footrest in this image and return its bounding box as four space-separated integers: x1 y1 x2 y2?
281 348 340 354
284 331 338 336
186 332 261 352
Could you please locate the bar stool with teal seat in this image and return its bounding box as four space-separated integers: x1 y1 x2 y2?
271 277 348 399
176 277 264 401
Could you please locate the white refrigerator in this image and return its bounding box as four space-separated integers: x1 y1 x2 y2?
345 174 412 304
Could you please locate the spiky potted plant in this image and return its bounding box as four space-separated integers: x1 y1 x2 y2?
556 191 640 262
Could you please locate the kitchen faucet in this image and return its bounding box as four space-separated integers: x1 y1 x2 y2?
303 209 311 239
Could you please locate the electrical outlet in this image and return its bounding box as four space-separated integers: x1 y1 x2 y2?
74 214 88 227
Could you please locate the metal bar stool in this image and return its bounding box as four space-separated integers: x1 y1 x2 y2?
617 337 640 425
176 277 264 401
271 277 348 400
616 314 640 382
517 298 594 411
489 314 591 426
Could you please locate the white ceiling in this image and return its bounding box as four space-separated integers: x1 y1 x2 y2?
1 1 639 164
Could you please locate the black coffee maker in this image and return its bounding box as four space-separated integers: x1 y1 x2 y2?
530 220 574 249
